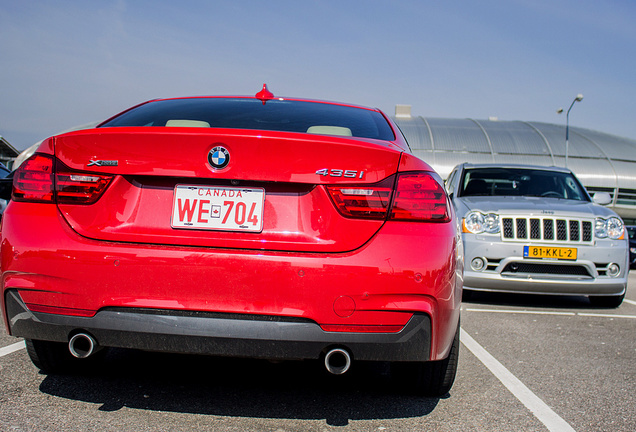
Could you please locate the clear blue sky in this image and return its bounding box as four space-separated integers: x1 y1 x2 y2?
1 0 635 151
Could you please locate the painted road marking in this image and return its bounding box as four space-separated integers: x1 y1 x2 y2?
0 341 25 358
578 312 636 319
464 307 636 320
623 299 636 306
461 329 576 432
465 308 575 316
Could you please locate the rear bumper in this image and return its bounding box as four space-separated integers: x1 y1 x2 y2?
5 289 432 362
1 202 461 361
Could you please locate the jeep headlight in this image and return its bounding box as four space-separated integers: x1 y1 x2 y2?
595 216 624 240
463 211 500 234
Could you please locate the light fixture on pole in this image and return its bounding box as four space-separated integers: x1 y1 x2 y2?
556 93 584 168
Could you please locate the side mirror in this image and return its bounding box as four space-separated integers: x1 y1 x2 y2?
592 192 612 206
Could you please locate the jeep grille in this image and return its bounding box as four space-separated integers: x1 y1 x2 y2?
501 217 593 243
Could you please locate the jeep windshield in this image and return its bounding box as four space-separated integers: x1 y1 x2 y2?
459 167 589 201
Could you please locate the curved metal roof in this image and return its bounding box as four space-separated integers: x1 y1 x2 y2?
392 116 636 221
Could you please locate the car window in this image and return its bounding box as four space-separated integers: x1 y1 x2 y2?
100 98 395 141
0 164 10 179
445 168 458 195
459 167 589 201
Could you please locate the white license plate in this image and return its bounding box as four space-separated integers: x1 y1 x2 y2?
171 185 265 232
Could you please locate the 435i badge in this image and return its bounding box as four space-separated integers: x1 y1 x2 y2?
316 168 364 178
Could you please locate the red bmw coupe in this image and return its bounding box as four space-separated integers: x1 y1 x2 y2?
1 86 462 395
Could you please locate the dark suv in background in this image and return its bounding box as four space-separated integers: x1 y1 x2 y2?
0 163 12 221
628 226 636 269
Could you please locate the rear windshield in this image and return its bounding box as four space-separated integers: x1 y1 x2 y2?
100 98 395 141
459 167 590 201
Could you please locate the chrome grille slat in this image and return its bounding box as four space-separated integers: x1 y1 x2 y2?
530 219 540 239
503 218 513 237
557 220 567 241
569 220 580 241
544 219 554 240
583 222 592 241
501 217 593 244
516 218 527 238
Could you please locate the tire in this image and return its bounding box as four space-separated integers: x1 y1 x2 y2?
589 293 625 308
392 323 460 397
25 339 107 374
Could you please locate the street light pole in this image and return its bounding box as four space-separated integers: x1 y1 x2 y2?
557 94 584 168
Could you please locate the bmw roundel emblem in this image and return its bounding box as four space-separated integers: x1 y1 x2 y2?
208 146 230 169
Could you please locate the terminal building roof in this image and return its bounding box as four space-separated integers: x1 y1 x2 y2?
392 112 636 222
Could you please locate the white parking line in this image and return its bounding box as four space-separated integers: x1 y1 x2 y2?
465 308 575 316
0 340 25 358
578 312 636 319
623 299 636 306
464 307 636 320
460 328 576 432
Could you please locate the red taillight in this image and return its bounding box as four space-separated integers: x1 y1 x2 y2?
327 172 451 222
390 173 450 222
13 154 112 204
326 177 394 220
56 173 112 204
12 154 55 202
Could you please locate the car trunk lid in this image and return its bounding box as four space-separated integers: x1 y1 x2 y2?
53 127 403 253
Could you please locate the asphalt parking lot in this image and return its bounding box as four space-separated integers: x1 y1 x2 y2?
1 271 635 432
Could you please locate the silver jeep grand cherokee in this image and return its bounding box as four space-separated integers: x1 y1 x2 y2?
446 163 629 307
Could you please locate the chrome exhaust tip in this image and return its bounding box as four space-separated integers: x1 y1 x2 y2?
68 333 97 359
324 348 351 375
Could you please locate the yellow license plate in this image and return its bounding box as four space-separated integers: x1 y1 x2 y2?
523 246 577 260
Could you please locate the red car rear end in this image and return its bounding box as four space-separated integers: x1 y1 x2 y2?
1 87 462 395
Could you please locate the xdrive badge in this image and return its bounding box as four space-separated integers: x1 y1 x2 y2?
88 160 118 167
